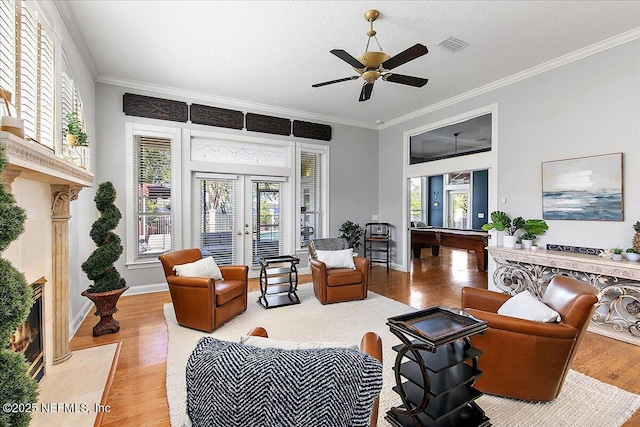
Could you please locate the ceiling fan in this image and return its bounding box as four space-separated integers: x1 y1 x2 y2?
312 9 429 102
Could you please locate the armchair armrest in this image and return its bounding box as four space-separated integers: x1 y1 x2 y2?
360 332 382 363
462 287 511 313
465 308 579 339
220 265 249 282
310 257 328 273
247 327 269 338
354 256 370 272
166 275 214 289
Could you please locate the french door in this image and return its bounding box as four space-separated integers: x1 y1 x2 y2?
195 173 286 276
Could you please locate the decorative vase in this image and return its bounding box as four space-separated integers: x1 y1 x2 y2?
1 116 25 139
503 235 517 248
65 133 78 146
81 286 129 337
521 239 533 249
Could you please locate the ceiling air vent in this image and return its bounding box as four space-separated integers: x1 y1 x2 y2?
438 36 469 53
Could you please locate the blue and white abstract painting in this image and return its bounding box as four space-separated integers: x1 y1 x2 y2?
542 153 623 221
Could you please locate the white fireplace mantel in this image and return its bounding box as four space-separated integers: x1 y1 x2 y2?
1 131 94 366
0 131 93 187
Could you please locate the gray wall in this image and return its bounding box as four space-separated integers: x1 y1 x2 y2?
378 39 640 272
94 82 379 289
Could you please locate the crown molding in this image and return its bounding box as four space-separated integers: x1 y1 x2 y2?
381 27 640 130
54 1 100 80
95 75 379 131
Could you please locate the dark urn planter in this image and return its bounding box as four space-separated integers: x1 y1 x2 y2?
81 286 129 337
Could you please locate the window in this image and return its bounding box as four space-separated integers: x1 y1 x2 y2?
298 144 329 249
409 114 492 164
126 124 181 266
197 176 237 265
135 136 173 261
0 1 16 98
4 0 56 148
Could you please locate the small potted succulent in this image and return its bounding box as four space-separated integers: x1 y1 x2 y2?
612 248 623 261
624 248 640 262
520 231 536 249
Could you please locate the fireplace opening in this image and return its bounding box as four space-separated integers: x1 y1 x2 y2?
9 277 45 382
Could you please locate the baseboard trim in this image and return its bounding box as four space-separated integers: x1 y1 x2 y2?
123 282 169 296
70 300 94 339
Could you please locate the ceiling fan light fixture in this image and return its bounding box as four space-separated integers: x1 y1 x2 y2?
312 9 429 101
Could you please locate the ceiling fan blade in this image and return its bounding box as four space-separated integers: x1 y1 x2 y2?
312 76 359 88
383 73 429 88
359 82 374 102
381 43 428 70
330 49 365 69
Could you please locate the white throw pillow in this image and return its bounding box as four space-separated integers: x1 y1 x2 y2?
173 257 223 280
315 248 356 269
239 335 359 350
498 290 561 323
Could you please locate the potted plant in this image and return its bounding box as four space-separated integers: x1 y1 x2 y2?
612 248 623 261
0 147 38 427
339 220 364 253
624 248 640 262
520 219 549 249
64 111 88 147
481 211 525 248
520 231 536 249
81 182 128 337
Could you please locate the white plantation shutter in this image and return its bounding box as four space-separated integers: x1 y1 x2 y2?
39 25 54 147
0 0 16 98
2 1 57 149
18 3 38 139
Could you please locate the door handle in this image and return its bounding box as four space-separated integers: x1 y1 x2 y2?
245 231 250 235
237 231 242 236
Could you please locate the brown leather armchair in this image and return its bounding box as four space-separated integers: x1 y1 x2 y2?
461 275 599 401
247 327 382 427
308 238 370 304
159 248 248 333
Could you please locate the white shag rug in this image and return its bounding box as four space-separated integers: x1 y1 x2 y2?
164 284 640 427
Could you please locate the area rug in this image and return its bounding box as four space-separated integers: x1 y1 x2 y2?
164 284 640 427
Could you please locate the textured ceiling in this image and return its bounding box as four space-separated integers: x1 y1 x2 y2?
61 1 640 128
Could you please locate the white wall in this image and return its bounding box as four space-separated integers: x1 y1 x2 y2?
94 82 379 290
379 39 640 274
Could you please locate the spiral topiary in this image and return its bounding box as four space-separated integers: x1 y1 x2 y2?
81 181 126 293
0 146 38 427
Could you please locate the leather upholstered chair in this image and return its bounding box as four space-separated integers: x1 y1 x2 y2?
308 238 370 304
461 275 599 401
246 326 383 427
159 248 248 333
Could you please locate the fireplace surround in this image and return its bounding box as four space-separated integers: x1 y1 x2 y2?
1 131 93 369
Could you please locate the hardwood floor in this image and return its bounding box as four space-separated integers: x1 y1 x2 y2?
70 248 640 426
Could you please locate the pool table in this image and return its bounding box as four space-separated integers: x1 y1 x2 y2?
411 227 489 271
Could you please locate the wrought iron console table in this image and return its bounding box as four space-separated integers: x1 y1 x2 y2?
488 246 640 337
